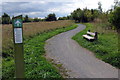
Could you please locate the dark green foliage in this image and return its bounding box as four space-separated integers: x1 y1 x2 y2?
23 15 31 22
2 13 11 24
45 13 57 21
2 24 77 79
58 16 70 20
58 17 67 20
71 8 83 22
33 18 40 22
109 7 120 30
71 8 99 23
72 23 120 68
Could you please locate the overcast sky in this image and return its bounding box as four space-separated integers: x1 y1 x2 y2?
0 0 117 18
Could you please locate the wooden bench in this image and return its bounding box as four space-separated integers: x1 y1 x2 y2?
83 30 98 41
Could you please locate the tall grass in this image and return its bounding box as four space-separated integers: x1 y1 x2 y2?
2 23 77 79
2 20 74 57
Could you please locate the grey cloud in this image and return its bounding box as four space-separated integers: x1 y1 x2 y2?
1 2 73 17
2 2 45 14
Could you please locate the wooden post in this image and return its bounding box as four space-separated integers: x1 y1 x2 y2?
88 30 90 32
12 15 24 78
95 32 98 40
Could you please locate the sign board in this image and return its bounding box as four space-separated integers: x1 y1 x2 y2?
13 18 23 44
14 28 23 43
13 19 22 28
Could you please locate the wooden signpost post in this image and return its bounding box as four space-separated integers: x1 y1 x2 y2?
12 15 24 78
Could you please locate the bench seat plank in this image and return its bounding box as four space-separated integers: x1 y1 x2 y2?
87 31 95 36
83 34 94 40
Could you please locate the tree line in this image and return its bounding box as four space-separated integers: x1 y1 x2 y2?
0 1 106 24
70 8 99 23
1 13 58 24
1 12 72 24
1 0 120 31
70 0 120 31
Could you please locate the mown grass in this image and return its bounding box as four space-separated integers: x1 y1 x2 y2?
2 24 78 79
72 23 120 68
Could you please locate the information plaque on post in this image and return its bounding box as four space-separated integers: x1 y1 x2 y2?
12 15 24 78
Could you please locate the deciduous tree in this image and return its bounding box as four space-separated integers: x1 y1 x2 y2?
45 13 57 21
2 13 11 24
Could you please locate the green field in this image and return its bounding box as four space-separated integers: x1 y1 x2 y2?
72 23 120 69
2 24 77 79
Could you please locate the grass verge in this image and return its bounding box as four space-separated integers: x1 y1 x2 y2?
2 24 78 79
72 23 120 69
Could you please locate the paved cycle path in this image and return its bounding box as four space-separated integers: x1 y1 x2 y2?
45 24 118 78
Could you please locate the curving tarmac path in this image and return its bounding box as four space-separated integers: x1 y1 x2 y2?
45 24 118 78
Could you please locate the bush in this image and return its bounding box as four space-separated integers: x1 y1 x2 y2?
2 13 11 24
45 13 57 21
109 7 120 30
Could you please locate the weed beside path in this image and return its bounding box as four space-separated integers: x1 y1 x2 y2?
72 23 120 69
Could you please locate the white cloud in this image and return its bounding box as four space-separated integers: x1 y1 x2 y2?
48 8 60 12
2 0 75 2
1 0 118 18
84 0 115 11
